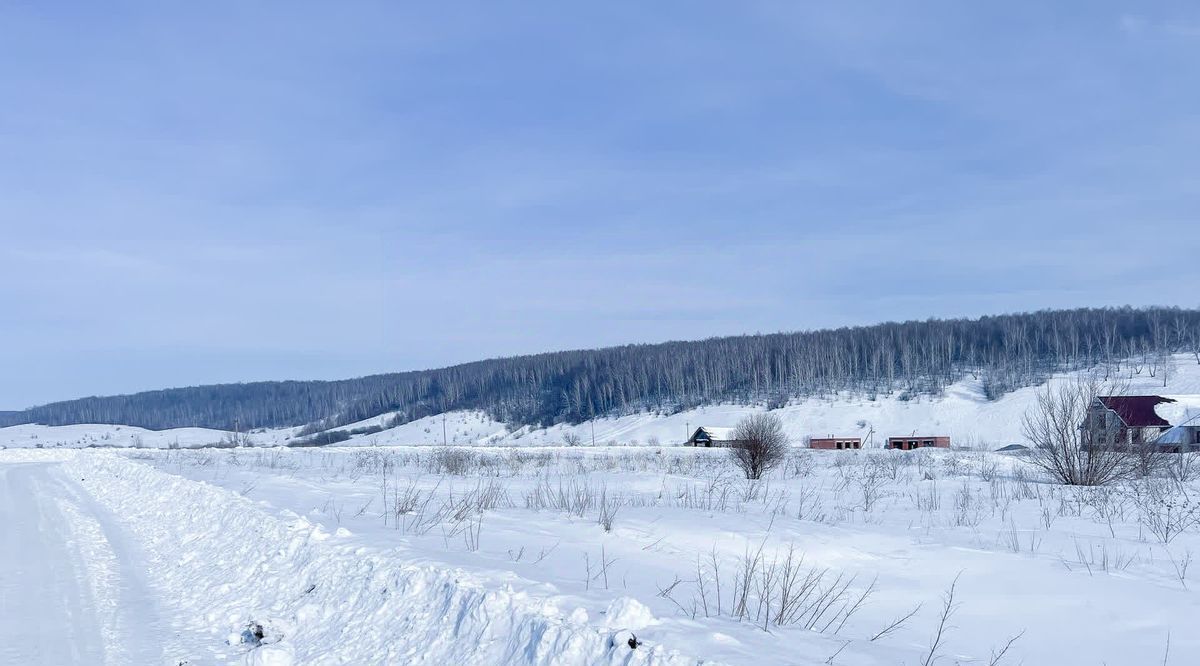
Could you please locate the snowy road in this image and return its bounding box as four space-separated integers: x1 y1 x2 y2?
0 462 165 665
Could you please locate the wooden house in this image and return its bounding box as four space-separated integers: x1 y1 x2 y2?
686 426 743 447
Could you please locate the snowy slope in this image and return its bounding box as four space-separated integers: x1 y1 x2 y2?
5 355 1200 451
0 422 299 450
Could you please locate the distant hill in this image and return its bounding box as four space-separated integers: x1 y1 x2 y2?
6 306 1197 432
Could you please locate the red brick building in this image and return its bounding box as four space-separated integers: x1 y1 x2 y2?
887 436 950 451
809 436 862 450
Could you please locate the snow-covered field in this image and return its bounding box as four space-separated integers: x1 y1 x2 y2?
5 444 1200 664
3 357 1200 664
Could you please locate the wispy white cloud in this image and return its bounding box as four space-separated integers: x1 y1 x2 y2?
1 1 1198 406
1121 13 1200 37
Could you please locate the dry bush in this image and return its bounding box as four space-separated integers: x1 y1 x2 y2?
1022 378 1137 486
1123 480 1200 544
878 450 913 480
730 414 789 480
1165 453 1200 483
683 543 874 633
855 459 890 512
523 476 599 516
597 486 623 532
426 446 479 475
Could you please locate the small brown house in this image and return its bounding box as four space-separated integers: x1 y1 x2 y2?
887 436 950 451
810 436 862 450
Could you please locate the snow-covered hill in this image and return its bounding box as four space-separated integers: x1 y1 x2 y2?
5 355 1199 451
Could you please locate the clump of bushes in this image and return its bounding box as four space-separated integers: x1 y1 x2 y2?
288 429 353 448
730 413 789 480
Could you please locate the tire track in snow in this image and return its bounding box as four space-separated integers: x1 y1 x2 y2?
0 462 168 665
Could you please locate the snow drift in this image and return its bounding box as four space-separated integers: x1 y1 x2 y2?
64 453 713 665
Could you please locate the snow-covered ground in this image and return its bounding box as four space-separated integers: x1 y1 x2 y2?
3 357 1200 664
1 461 154 664
0 422 297 450
59 450 705 665
7 443 1198 664
0 451 221 664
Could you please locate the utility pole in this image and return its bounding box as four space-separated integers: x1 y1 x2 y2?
442 413 447 446
591 421 596 447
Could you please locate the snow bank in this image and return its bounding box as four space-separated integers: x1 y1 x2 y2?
64 453 713 665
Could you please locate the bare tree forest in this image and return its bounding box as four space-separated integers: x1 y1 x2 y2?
6 306 1198 432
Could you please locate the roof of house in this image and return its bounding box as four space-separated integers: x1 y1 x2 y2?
693 426 737 441
1155 396 1200 426
1153 398 1200 445
886 435 949 439
1098 396 1175 427
1099 395 1200 428
1156 412 1200 445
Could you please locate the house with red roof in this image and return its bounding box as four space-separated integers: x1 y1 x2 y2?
1088 395 1200 451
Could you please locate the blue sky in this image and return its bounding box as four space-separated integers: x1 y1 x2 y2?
2 2 1199 408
